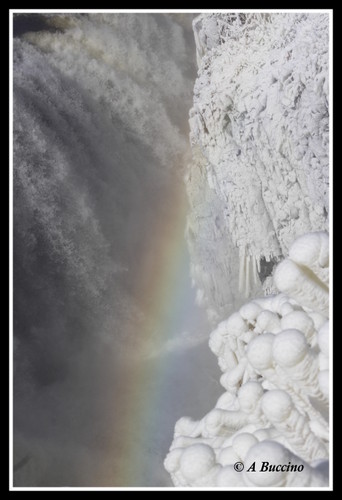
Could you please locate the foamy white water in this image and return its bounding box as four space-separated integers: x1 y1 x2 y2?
13 13 222 487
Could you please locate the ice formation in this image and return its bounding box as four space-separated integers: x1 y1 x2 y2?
186 13 329 319
166 15 331 486
164 231 330 487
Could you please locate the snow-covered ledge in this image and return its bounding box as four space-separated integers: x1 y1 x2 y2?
164 231 329 487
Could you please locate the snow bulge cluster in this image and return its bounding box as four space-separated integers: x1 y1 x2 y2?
164 231 330 487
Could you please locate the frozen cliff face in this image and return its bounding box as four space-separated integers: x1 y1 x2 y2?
165 231 330 487
186 13 329 319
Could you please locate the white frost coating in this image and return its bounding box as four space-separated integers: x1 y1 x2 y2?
318 321 329 357
318 371 329 398
246 333 275 372
289 231 329 286
281 311 316 346
274 232 329 317
243 441 328 487
255 311 281 334
261 390 328 462
179 444 216 483
186 13 329 318
318 320 329 398
165 232 330 487
272 329 308 367
239 302 262 324
308 312 327 332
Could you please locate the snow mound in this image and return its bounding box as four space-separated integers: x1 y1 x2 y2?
165 231 330 487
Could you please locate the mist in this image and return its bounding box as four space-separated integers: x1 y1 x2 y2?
12 13 222 487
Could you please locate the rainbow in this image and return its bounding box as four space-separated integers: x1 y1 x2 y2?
96 180 201 486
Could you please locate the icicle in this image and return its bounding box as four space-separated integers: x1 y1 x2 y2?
252 255 258 286
256 255 261 274
238 250 246 294
245 255 251 297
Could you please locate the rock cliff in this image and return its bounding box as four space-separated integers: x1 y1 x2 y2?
186 13 329 322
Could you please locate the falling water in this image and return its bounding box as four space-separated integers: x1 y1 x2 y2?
12 13 222 487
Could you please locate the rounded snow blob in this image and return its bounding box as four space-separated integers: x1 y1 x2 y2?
246 333 275 370
261 390 293 422
272 329 308 367
244 440 291 486
232 432 259 460
238 381 264 412
180 444 216 481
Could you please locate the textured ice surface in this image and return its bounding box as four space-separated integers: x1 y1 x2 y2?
186 13 329 320
174 18 331 485
165 232 330 487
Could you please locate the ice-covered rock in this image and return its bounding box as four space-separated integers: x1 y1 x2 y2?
186 13 329 320
165 232 330 487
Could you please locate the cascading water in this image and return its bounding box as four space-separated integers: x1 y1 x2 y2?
12 12 222 487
